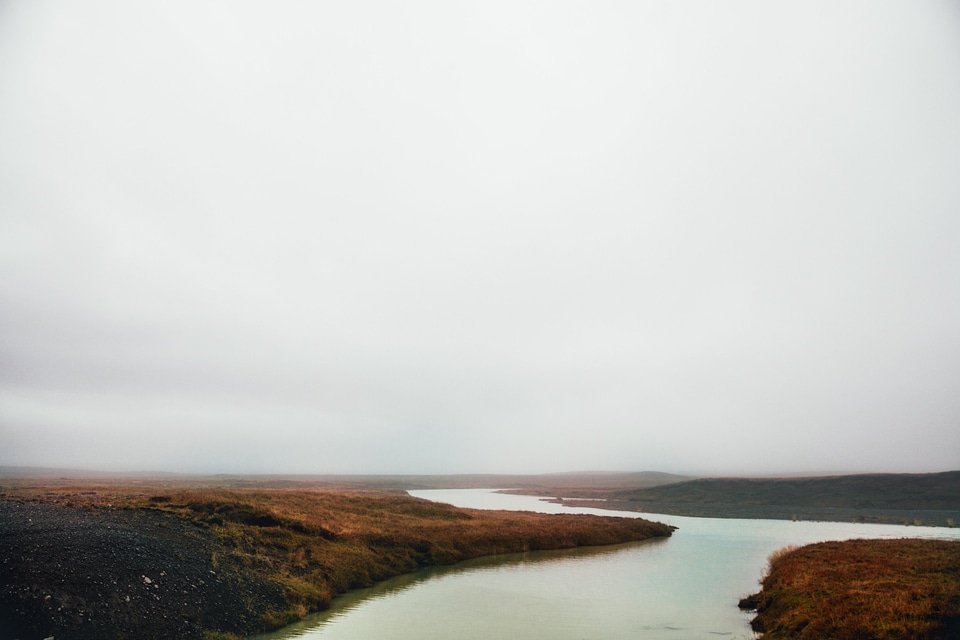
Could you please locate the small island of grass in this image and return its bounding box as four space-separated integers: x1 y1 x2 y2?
739 538 960 639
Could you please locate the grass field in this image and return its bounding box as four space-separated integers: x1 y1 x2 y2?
740 538 960 639
0 476 673 636
152 486 674 627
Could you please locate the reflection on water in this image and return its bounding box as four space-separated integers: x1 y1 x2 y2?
252 489 960 640
251 539 668 640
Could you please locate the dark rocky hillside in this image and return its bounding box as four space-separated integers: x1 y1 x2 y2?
604 471 960 526
617 471 960 509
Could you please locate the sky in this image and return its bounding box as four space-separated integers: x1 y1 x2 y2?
1 1 959 476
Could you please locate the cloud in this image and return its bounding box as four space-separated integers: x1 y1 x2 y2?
2 0 959 475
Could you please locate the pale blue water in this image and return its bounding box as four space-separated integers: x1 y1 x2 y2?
252 489 960 640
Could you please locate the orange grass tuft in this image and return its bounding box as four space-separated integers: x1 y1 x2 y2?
741 538 960 639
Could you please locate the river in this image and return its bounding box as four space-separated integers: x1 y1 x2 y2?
252 489 960 640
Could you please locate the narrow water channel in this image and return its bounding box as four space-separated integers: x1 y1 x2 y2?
252 489 960 640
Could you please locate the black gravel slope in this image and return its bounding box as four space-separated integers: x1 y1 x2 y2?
0 499 284 640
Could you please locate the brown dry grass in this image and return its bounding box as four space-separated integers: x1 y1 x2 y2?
741 538 960 639
0 477 673 632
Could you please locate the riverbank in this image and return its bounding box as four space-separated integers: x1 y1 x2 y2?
0 480 674 640
739 538 960 639
512 471 960 527
539 497 960 527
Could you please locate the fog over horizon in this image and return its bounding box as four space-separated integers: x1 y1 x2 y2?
2 1 959 477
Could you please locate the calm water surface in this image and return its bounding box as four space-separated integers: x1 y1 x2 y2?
253 489 960 640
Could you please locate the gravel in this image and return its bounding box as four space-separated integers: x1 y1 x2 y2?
0 499 285 640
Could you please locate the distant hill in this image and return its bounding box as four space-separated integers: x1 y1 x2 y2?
193 471 693 492
0 466 187 479
0 467 690 492
614 471 960 511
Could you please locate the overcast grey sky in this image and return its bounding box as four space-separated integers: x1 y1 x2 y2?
1 1 959 476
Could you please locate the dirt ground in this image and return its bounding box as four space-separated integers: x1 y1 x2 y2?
0 498 284 640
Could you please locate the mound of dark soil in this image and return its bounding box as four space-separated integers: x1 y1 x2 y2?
0 499 284 640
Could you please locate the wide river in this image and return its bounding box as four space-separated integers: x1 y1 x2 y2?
253 489 960 640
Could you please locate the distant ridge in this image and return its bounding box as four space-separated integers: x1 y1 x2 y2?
0 466 187 478
0 467 689 490
614 471 960 511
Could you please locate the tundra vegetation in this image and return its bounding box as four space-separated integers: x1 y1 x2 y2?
3 471 958 639
0 477 673 639
740 538 960 639
153 488 674 627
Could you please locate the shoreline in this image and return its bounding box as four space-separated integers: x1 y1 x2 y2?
500 471 960 528
0 483 673 640
536 497 960 527
739 539 960 639
249 537 669 640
